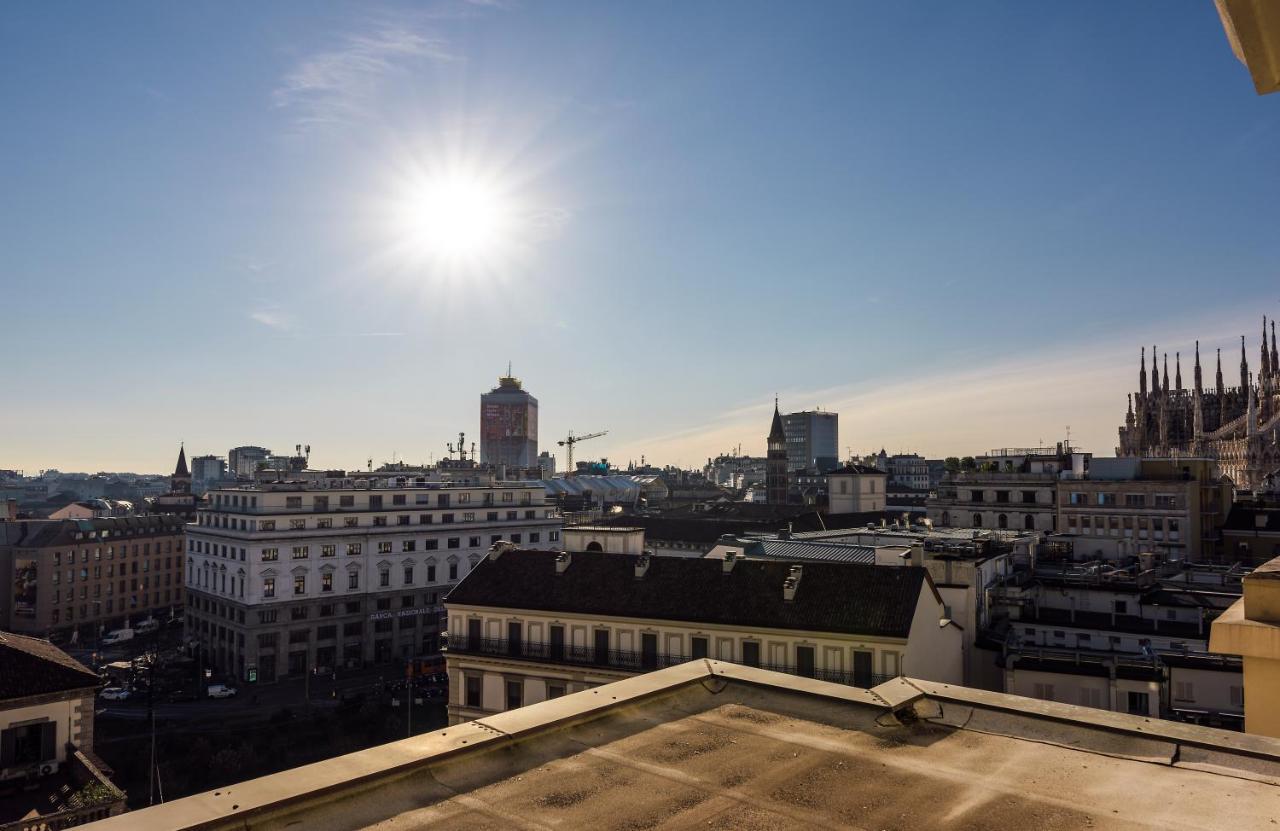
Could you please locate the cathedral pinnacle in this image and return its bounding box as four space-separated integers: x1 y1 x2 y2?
1175 352 1182 393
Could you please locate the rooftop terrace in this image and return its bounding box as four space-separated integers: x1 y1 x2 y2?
87 661 1280 831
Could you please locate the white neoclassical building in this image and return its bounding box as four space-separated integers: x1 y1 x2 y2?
185 475 562 683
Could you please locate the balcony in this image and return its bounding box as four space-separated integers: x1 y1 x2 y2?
445 636 894 689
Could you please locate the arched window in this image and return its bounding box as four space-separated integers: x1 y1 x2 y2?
973 513 983 527
585 541 603 552
1024 514 1035 531
998 514 1008 529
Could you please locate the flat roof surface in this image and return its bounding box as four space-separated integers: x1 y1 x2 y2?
92 663 1280 831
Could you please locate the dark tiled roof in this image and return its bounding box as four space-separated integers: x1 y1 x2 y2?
599 510 891 545
1221 504 1280 533
7 515 186 548
447 550 928 639
828 464 887 476
0 631 99 701
750 540 878 565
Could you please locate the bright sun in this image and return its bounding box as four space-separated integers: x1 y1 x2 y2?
393 170 513 267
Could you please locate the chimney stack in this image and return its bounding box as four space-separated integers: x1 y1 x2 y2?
489 540 515 561
555 551 571 575
783 565 803 602
722 551 740 574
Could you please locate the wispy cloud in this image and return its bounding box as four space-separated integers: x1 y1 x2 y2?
250 309 295 331
274 26 456 129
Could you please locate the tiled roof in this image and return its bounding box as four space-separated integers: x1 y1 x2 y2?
1221 504 1280 533
747 539 878 565
0 631 99 701
828 464 887 475
447 549 927 638
6 515 186 548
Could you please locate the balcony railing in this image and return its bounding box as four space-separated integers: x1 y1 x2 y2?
445 636 894 689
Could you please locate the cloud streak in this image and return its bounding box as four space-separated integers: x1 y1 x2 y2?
612 306 1268 465
274 26 456 129
250 309 295 331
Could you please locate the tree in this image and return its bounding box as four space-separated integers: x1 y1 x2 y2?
944 457 961 473
960 456 977 471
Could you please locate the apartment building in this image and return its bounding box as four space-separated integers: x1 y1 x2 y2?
0 632 126 826
1056 457 1231 562
443 547 962 724
0 516 186 639
185 476 562 683
928 448 1083 532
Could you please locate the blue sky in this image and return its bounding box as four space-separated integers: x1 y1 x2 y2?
2 1 1278 473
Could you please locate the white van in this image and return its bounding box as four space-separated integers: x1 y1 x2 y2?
102 629 135 645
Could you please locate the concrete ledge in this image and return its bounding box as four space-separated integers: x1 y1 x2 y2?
909 677 1280 762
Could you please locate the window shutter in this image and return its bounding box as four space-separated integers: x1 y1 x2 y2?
0 728 16 767
40 722 57 762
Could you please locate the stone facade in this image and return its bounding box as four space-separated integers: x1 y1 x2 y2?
1119 324 1280 490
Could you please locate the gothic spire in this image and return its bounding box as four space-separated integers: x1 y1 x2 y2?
1272 320 1279 380
1194 341 1203 394
174 443 189 477
1139 346 1147 397
1175 352 1182 393
1153 345 1160 393
1241 334 1250 392
1263 317 1272 380
1216 347 1224 394
1162 353 1169 395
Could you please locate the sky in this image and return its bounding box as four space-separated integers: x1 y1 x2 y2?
2 1 1278 474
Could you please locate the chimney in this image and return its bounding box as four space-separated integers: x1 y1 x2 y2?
722 551 741 573
489 540 515 561
555 551 571 575
634 552 651 579
783 565 803 602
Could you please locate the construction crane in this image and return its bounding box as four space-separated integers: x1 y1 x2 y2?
558 429 607 472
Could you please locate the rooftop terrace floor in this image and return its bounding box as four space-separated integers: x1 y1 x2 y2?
88 663 1280 831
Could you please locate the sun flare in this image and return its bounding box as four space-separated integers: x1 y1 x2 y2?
392 168 514 267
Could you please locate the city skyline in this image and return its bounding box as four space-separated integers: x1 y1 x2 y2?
3 2 1278 472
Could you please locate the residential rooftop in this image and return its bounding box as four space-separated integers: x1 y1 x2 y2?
0 631 100 701
445 549 930 639
88 661 1280 831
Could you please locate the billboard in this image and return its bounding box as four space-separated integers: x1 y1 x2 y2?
481 402 534 442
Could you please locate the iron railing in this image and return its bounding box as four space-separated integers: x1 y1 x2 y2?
445 636 894 689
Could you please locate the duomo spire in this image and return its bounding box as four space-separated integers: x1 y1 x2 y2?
1194 341 1203 395
1120 325 1280 491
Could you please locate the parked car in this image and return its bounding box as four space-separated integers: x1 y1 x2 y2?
135 619 160 635
167 689 199 703
206 684 237 699
99 687 130 701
